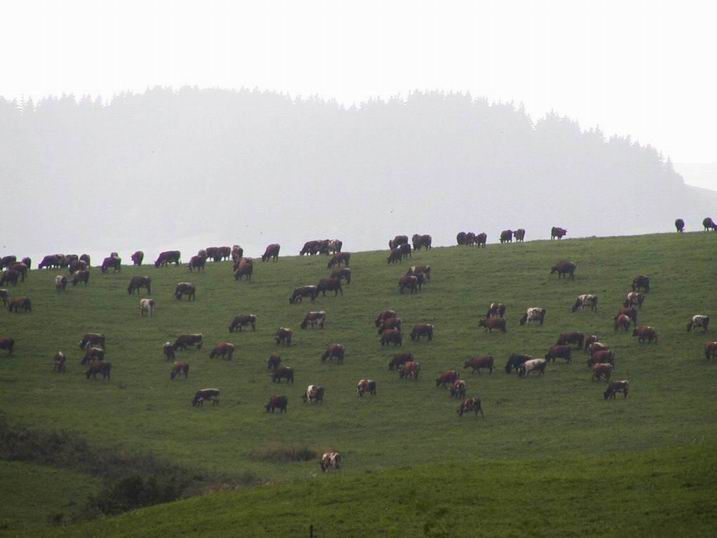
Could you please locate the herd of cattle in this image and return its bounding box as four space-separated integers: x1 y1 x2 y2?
1 222 716 471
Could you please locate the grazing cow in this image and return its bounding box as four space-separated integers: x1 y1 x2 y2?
9 263 28 281
204 247 219 262
175 282 196 301
377 317 402 334
275 327 293 346
614 314 631 332
173 334 203 350
8 296 31 313
456 232 467 245
0 289 8 306
188 255 206 272
317 277 343 297
398 275 419 294
457 397 484 417
357 379 377 397
0 270 19 287
624 292 645 309
55 275 68 291
387 248 403 264
410 323 434 342
592 363 613 382
412 234 432 251
301 311 327 329
154 251 181 268
192 388 220 407
499 230 513 243
139 298 156 316
210 342 235 360
687 315 710 332
80 346 104 365
475 233 487 247
450 379 466 399
463 356 494 374
320 451 341 471
86 360 111 381
0 337 14 355
556 332 584 349
231 245 244 263
163 342 176 361
632 275 650 293
572 294 598 312
229 314 257 332
513 229 526 242
588 350 615 368
551 261 576 279
584 335 599 352
375 310 398 327
272 366 294 384
72 270 90 286
398 360 420 380
545 345 572 363
388 235 409 250
80 333 105 350
520 307 546 326
234 258 254 281
704 342 717 360
302 384 325 404
38 255 62 270
0 255 16 270
67 259 86 274
170 361 189 380
478 318 506 333
398 243 412 260
328 239 343 254
519 358 547 377
327 252 350 268
101 256 121 273
131 251 144 266
216 246 231 261
632 325 658 343
551 226 567 239
505 354 532 374
486 303 506 319
380 329 402 346
675 218 685 232
261 243 281 262
321 343 345 363
127 276 152 295
436 370 460 388
289 286 317 304
265 395 288 413
587 342 609 356
604 380 629 399
53 352 66 373
388 352 413 371
267 353 282 370
407 265 431 281
330 267 352 285
703 217 717 231
300 240 320 256
617 304 639 324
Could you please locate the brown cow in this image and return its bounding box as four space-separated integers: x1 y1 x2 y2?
234 258 253 281
412 234 432 251
0 270 19 287
8 296 31 313
557 332 584 349
614 314 632 332
407 265 431 281
229 314 257 332
209 342 235 360
588 350 615 368
387 248 403 264
231 245 244 263
127 276 152 295
616 305 638 325
410 323 433 342
301 311 327 329
514 229 526 242
321 344 345 363
188 255 206 272
632 325 658 343
9 263 28 281
545 345 572 363
450 379 466 399
265 395 288 413
131 251 144 266
463 356 494 374
457 397 484 417
436 370 460 388
388 352 413 371
170 361 190 380
86 360 111 381
551 226 567 239
398 275 418 294
478 318 506 333
356 379 377 397
275 327 293 346
398 360 420 380
262 244 281 262
388 235 409 250
375 310 397 327
705 342 717 360
551 261 576 279
380 329 402 346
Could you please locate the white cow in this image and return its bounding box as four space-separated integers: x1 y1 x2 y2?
139 298 156 317
519 358 547 377
320 450 341 472
55 275 68 291
687 315 710 332
520 307 546 325
572 294 598 312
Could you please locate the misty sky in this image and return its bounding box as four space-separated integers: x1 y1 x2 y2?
1 1 716 188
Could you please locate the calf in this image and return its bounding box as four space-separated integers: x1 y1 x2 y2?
410 323 434 342
545 345 572 363
234 258 253 281
604 380 629 400
356 379 377 397
192 388 220 407
457 397 484 417
265 395 288 413
209 342 235 360
463 356 494 374
478 318 506 333
520 307 545 326
229 314 257 332
687 315 710 332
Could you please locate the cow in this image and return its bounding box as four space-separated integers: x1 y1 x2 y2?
632 275 650 293
616 303 638 325
388 352 413 371
592 363 613 382
301 311 327 329
614 314 631 332
38 255 62 270
131 251 144 266
317 277 343 297
127 276 152 295
588 350 615 368
587 342 609 356
0 289 8 306
300 240 321 256
624 292 645 309
398 360 420 380
101 256 121 273
572 294 598 312
204 247 219 262
0 270 18 287
289 286 317 304
275 327 293 346
519 307 545 326
321 344 345 363
380 329 402 347
436 370 460 388
170 361 190 380
398 275 419 294
234 258 254 281
456 232 467 245
265 395 288 413
551 261 576 279
388 235 409 250
188 255 206 272
704 341 717 360
457 397 484 417
513 228 526 242
687 315 710 332
675 218 685 232
139 298 156 316
375 310 397 327
80 333 105 350
450 379 467 399
398 243 412 260
53 352 65 373
72 270 90 286
229 314 256 332
519 358 547 377
387 248 403 264
410 323 434 342
78 254 89 267
505 354 532 374
55 275 68 291
478 318 506 333
86 360 111 381
0 337 14 355
262 243 281 262
551 226 567 239
474 233 487 247
407 265 431 281
327 252 350 268
703 217 717 231
163 342 176 361
154 250 181 268
330 267 352 285
173 334 203 351
175 282 196 301
584 335 600 352
231 245 244 263
328 240 343 254
357 379 377 397
272 366 294 384
486 303 506 319
302 385 325 404
8 296 31 313
216 246 231 261
604 380 629 399
67 259 86 274
192 388 220 407
320 451 341 471
545 345 572 363
632 325 658 343
80 346 105 365
9 263 28 281
0 255 16 269
267 353 282 370
463 356 494 374
557 332 584 349
209 342 235 360
412 234 432 251
377 317 402 334
499 230 513 243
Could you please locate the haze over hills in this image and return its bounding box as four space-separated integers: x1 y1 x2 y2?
2 88 715 261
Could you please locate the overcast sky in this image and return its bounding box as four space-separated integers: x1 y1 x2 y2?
2 0 715 187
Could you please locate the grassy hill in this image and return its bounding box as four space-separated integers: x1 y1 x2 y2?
2 232 717 535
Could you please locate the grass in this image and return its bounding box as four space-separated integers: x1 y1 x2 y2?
1 231 717 535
